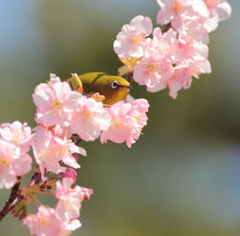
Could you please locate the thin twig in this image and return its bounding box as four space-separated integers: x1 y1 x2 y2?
162 23 172 33
0 176 22 222
0 172 44 222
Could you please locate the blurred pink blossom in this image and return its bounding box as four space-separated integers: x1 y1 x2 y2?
0 121 33 153
55 177 84 221
23 205 81 236
0 140 32 189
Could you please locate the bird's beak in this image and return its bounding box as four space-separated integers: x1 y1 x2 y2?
120 85 132 89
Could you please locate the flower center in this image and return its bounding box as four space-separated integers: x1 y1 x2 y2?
83 110 91 120
145 63 157 73
191 66 201 78
39 216 48 226
173 1 183 14
0 156 10 169
130 35 142 45
52 100 63 110
158 41 170 54
39 150 52 162
112 118 127 134
12 133 21 145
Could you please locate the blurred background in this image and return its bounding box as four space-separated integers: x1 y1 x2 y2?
0 0 239 235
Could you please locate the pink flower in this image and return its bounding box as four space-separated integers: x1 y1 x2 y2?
32 130 66 181
49 73 61 84
23 205 81 236
33 75 81 127
203 0 232 32
114 15 153 59
100 100 149 147
133 46 174 88
71 96 111 142
100 101 135 146
147 59 212 99
51 136 86 169
0 140 32 189
171 24 209 65
56 177 84 201
147 65 187 98
151 27 177 61
187 59 211 80
157 0 209 29
178 18 209 43
0 121 32 152
127 99 149 144
128 99 149 128
55 177 84 221
81 187 94 201
61 168 77 184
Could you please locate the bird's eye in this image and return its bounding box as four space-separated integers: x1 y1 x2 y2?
111 80 119 89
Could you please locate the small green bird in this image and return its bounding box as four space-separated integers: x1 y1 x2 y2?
67 72 132 105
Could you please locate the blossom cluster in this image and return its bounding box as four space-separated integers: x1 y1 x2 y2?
114 0 232 98
0 73 149 236
23 177 89 236
33 74 149 149
23 177 93 236
0 121 32 189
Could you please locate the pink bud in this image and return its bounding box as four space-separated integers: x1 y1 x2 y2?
71 153 79 161
61 168 77 184
82 187 94 201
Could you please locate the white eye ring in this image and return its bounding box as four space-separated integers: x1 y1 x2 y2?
111 80 119 89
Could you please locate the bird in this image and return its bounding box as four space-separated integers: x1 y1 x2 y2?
67 72 132 105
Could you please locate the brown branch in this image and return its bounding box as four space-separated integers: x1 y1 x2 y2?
0 134 80 222
70 134 82 146
0 176 23 222
0 172 44 222
162 23 172 33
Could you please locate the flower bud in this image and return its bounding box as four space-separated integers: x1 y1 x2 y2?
61 168 77 184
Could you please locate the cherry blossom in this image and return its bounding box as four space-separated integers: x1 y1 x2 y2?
32 130 66 181
133 46 174 88
55 177 84 221
203 0 232 32
23 205 81 236
178 18 209 43
114 15 153 59
32 76 81 127
61 168 77 184
100 99 149 147
156 0 209 29
151 27 177 61
81 187 94 201
171 26 209 65
128 99 149 128
187 59 211 80
100 101 135 146
126 99 149 144
70 96 111 142
0 140 32 189
0 121 32 152
51 136 86 169
49 73 61 84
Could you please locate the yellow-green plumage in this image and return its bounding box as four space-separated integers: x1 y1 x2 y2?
68 72 132 105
